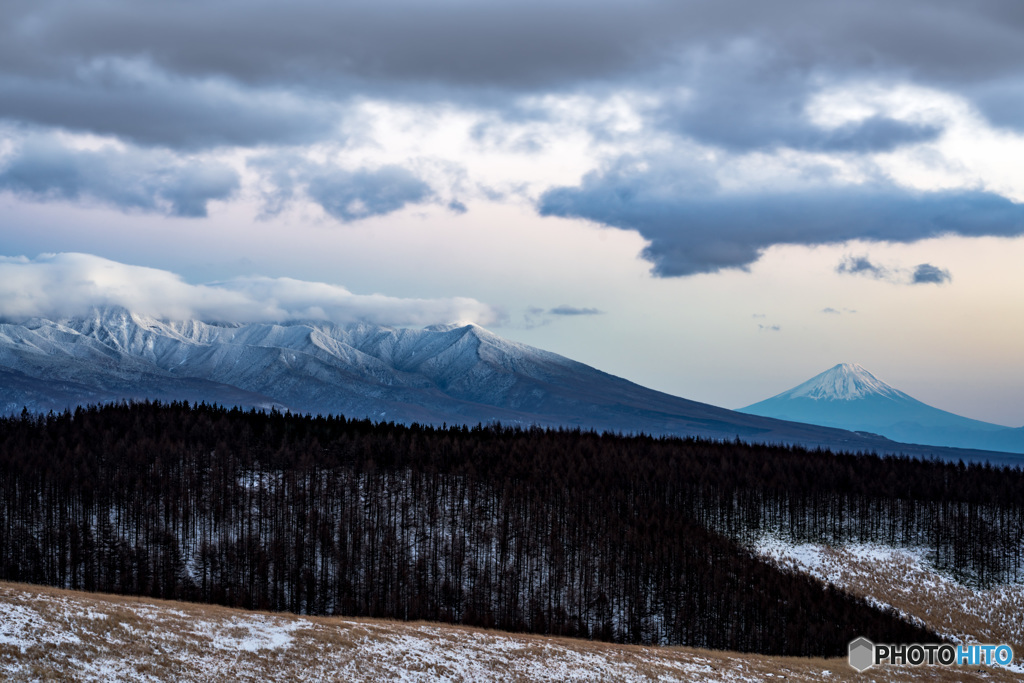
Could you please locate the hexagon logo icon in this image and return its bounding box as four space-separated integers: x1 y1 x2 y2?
849 637 875 672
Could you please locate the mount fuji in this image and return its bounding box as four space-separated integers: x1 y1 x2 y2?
1 308 1019 463
739 363 1024 454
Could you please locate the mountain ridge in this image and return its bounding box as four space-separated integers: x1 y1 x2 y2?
2 307 1021 464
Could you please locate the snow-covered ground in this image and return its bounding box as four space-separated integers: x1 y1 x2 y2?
752 533 1024 674
3 580 1006 682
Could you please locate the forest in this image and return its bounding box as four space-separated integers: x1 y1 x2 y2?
5 401 1021 655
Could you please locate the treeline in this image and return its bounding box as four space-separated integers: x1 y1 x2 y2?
5 402 1019 654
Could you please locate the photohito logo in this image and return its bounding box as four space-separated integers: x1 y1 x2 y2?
849 637 1014 672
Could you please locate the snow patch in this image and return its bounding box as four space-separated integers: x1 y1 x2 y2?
201 616 303 652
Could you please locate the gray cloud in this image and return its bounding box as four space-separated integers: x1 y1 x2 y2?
0 62 343 149
0 1 691 93
821 307 840 314
307 166 433 222
837 256 954 286
836 255 889 280
250 155 435 222
911 263 952 284
549 305 603 316
758 324 781 332
6 1 1023 92
654 46 944 153
0 253 501 326
539 159 1024 276
2 0 1024 152
0 135 238 217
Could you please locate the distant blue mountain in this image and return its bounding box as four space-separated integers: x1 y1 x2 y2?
740 363 1024 454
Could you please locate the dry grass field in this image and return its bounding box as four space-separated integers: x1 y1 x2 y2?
1 568 1021 682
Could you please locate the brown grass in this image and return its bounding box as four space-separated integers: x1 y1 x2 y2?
1 579 1020 682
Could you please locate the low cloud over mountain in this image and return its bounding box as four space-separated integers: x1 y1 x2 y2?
0 253 500 327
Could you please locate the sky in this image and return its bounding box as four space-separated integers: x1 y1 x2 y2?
1 0 1023 426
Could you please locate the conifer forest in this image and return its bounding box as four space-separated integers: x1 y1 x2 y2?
6 402 1022 655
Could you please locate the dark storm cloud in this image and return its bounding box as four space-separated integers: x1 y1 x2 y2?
7 0 1024 90
0 0 688 92
4 0 1024 150
539 161 1024 276
0 136 239 217
911 263 952 284
549 305 603 316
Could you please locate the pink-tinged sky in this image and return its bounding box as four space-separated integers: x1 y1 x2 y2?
1 0 1023 426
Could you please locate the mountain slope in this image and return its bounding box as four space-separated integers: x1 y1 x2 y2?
740 363 1024 453
0 309 1018 462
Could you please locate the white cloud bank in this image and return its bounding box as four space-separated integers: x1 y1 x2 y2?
0 253 501 327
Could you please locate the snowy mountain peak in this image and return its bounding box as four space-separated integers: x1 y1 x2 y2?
781 363 905 401
739 363 1024 453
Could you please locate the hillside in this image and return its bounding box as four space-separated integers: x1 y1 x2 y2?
3 403 1024 680
752 534 1024 657
0 581 1015 682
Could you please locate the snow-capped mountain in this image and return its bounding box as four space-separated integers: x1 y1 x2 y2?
0 308 1018 462
772 363 906 401
740 363 1024 454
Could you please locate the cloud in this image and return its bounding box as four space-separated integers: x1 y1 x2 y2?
0 253 501 326
836 255 889 280
6 1 1024 96
250 155 434 222
548 305 603 316
837 255 954 286
821 307 840 314
911 263 952 285
758 324 781 332
519 304 603 328
539 158 1024 276
2 0 1024 155
653 43 944 153
306 165 433 222
0 59 344 150
0 1 693 94
0 135 238 217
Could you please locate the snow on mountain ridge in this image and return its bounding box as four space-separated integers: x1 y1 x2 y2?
31 307 573 410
